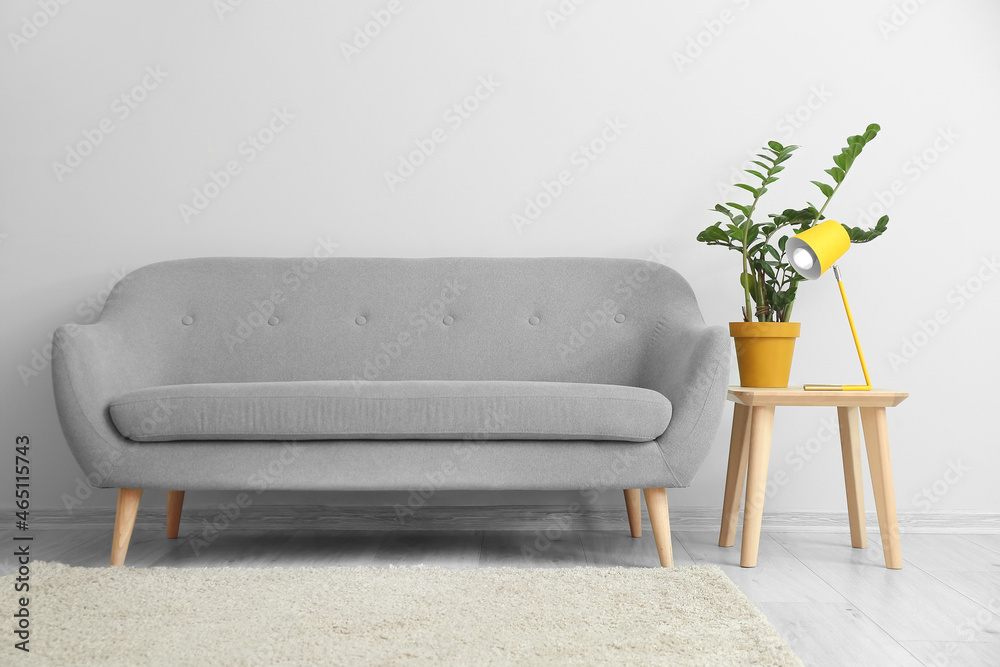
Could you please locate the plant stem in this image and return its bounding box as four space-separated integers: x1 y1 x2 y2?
740 182 771 321
779 167 845 322
815 179 842 221
741 265 752 319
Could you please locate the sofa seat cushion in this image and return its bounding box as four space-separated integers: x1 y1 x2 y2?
109 380 671 443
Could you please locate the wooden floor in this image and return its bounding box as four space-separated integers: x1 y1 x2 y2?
5 526 999 666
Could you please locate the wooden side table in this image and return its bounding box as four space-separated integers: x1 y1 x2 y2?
719 386 909 569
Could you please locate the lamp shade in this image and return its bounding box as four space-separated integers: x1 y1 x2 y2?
785 219 851 280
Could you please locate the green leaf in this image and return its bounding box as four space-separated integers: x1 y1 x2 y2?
696 224 731 245
713 204 734 219
734 183 759 196
780 207 816 224
825 167 845 183
767 140 784 152
811 181 835 198
842 215 889 243
746 169 766 181
727 203 751 217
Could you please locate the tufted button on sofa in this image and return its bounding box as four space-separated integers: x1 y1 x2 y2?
52 257 730 567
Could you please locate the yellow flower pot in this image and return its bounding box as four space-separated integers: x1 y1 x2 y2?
729 322 801 388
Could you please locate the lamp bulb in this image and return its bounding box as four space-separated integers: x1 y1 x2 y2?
791 247 814 271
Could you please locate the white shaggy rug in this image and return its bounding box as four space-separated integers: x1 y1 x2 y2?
5 562 800 666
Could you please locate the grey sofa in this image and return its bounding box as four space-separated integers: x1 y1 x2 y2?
52 257 730 566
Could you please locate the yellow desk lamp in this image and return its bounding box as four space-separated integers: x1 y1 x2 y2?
785 219 872 391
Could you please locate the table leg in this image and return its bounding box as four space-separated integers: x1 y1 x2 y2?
837 406 867 549
740 405 775 568
860 407 902 569
720 404 752 547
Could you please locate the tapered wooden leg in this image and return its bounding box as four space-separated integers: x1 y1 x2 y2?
720 404 752 547
860 407 902 569
837 407 867 549
624 489 642 537
166 490 185 539
643 487 673 567
740 406 775 568
111 488 142 567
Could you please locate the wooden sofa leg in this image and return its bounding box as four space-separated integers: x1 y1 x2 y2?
624 489 643 537
166 490 185 539
111 488 142 567
643 487 674 567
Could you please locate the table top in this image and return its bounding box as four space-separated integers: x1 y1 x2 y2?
728 386 909 408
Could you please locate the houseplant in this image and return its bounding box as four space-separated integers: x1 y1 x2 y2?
697 123 889 387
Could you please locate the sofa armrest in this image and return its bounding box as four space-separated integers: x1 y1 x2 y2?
638 318 731 487
51 322 162 487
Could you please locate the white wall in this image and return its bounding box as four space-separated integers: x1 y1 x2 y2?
1 0 998 515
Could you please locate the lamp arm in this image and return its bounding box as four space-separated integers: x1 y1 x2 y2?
803 265 873 391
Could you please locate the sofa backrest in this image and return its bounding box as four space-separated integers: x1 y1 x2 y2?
99 257 706 388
